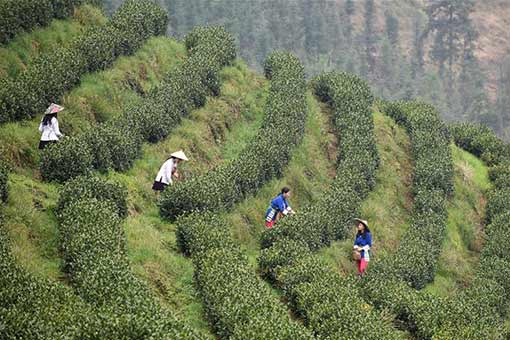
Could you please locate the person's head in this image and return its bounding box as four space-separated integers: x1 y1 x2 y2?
42 112 57 126
171 156 181 164
355 218 370 235
281 187 291 199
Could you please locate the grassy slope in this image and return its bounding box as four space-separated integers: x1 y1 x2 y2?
1 22 492 331
223 98 336 261
318 110 414 274
425 145 490 296
0 37 186 174
317 112 489 297
1 37 186 280
3 58 267 335
105 60 267 333
0 4 106 79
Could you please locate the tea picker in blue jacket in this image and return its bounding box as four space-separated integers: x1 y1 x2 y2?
353 218 372 277
265 187 295 228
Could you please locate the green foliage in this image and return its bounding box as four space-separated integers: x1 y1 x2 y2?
40 136 93 182
73 25 123 72
40 26 235 183
450 122 510 166
488 162 510 190
56 175 127 218
0 0 166 124
0 0 54 45
375 101 453 289
257 72 404 339
0 0 103 45
362 112 509 339
111 0 168 54
262 72 377 251
55 181 202 338
176 212 314 339
160 51 307 220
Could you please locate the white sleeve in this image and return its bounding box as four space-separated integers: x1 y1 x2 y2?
38 118 44 132
52 118 63 138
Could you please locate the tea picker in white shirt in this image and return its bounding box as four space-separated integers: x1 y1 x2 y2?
152 150 189 192
38 103 64 150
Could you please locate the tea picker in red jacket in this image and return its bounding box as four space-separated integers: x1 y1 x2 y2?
264 187 295 228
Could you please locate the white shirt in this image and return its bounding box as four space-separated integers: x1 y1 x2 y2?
39 117 63 141
155 158 177 185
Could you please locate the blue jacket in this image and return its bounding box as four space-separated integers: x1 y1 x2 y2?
265 194 290 222
354 231 372 260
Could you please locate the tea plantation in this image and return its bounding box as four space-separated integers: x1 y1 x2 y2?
0 1 508 339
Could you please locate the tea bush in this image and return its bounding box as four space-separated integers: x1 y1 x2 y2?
40 136 93 183
373 101 453 289
56 175 127 218
262 72 378 250
361 117 509 339
160 51 307 220
55 181 203 338
434 123 510 337
41 26 235 183
0 165 199 339
176 212 314 339
258 72 404 339
0 0 98 45
1 0 166 123
450 122 510 166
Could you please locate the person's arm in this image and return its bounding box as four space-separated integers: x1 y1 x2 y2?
52 118 63 138
171 162 179 179
38 120 44 132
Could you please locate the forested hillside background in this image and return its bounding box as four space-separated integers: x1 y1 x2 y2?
103 0 510 139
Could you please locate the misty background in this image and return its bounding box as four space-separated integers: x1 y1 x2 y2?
104 0 510 139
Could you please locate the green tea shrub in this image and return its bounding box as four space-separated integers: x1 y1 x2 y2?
176 212 314 339
160 51 307 220
41 26 236 183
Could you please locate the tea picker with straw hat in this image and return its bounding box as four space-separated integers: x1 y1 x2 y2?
353 218 372 277
152 150 189 191
38 103 64 150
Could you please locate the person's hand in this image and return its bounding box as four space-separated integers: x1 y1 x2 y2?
174 172 179 179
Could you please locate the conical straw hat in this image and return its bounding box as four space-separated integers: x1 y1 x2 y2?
354 218 369 228
45 103 64 114
171 150 189 161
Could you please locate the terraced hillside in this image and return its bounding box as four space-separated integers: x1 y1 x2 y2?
1 1 508 339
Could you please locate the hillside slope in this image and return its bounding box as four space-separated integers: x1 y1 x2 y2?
0 16 494 337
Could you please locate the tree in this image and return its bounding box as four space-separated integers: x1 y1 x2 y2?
411 13 426 79
363 0 377 76
344 0 355 44
384 10 399 47
424 0 477 93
